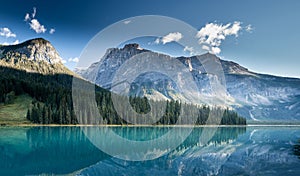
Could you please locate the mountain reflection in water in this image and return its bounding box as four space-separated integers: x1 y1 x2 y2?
1 126 300 175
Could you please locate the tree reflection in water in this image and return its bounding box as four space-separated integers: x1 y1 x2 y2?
293 139 300 159
0 126 246 175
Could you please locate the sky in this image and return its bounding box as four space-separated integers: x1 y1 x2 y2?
0 0 300 77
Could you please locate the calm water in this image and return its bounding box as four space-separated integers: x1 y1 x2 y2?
0 126 300 175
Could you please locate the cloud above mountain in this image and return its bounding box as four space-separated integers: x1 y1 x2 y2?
196 21 252 54
0 27 16 38
59 57 79 64
245 24 254 33
68 57 79 63
155 32 183 44
24 7 55 34
0 27 19 45
29 19 46 33
1 39 19 46
49 28 55 34
151 22 252 55
123 20 131 25
183 46 194 55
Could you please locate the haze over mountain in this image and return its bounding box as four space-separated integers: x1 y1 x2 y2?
77 44 300 123
0 38 73 75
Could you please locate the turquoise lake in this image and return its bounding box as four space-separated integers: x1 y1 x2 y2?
0 126 300 175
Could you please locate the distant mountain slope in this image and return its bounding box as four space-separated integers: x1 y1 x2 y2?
0 38 73 75
77 44 300 122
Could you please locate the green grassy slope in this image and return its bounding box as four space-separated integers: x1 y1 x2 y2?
0 94 33 125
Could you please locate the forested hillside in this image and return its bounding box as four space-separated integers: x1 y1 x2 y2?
0 66 246 125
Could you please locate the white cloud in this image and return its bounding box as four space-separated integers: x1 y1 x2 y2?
197 22 240 47
161 32 183 44
211 47 221 54
183 46 194 54
154 38 161 44
1 42 9 46
0 27 16 38
202 45 210 51
1 39 19 46
49 28 55 34
25 7 50 34
68 57 79 63
224 21 241 36
245 24 254 33
32 7 37 18
196 21 250 54
154 38 160 44
123 20 131 24
202 45 221 54
29 19 46 33
155 32 183 45
24 13 30 21
12 40 19 45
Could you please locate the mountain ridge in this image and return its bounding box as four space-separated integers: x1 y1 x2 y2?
1 39 299 123
77 43 300 122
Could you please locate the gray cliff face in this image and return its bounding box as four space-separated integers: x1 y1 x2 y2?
76 44 300 122
78 43 148 88
0 38 73 75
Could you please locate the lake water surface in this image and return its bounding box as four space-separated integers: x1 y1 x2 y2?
0 126 300 175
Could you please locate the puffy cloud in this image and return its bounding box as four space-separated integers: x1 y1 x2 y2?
32 7 37 18
0 27 16 38
162 32 183 44
29 19 46 33
211 47 221 54
224 21 241 36
196 21 251 54
201 45 210 51
49 28 55 34
183 46 194 54
24 7 35 22
196 22 241 47
1 39 19 46
154 38 160 44
24 13 30 21
24 7 48 34
245 24 254 33
155 32 183 44
1 42 9 46
123 20 131 24
0 28 18 46
68 57 79 63
201 45 221 54
12 40 19 45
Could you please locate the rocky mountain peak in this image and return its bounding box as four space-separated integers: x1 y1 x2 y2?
0 38 73 75
0 38 63 64
76 43 300 122
123 43 140 50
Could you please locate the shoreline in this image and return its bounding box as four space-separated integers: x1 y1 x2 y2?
1 124 300 127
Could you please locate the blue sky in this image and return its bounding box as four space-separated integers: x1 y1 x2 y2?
0 0 300 77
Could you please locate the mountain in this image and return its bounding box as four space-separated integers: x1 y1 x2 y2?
0 38 73 75
0 39 245 125
77 44 300 123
